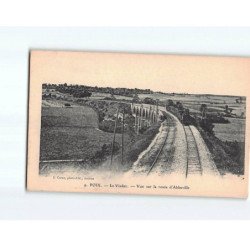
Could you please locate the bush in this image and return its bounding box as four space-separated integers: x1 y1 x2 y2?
199 118 214 134
92 142 120 163
166 99 174 106
206 114 229 124
143 97 156 105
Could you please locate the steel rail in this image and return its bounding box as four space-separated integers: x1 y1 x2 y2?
147 125 170 176
184 125 202 177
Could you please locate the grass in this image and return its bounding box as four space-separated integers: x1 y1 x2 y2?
41 106 99 128
213 118 246 142
40 100 131 168
112 123 161 171
40 126 129 161
161 92 246 146
198 127 245 175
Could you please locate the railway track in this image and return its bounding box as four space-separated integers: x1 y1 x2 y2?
183 126 203 177
147 120 176 175
136 106 215 177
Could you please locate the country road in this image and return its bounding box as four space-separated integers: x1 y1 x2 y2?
132 105 220 177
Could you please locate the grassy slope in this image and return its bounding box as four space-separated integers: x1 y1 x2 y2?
40 126 129 161
40 103 130 161
41 106 99 128
112 123 161 172
198 127 245 175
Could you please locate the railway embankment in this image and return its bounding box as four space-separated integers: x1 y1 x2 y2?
197 128 245 175
166 104 245 175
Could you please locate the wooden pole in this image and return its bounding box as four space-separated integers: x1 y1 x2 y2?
135 112 137 133
156 99 159 121
138 108 141 133
140 107 143 131
110 106 120 166
121 107 125 165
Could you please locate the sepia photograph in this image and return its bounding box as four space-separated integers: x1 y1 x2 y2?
39 83 246 179
27 50 249 198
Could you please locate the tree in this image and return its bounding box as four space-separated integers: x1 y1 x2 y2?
184 108 190 116
110 93 116 100
77 90 92 98
225 105 229 113
143 97 156 105
166 99 174 107
200 118 214 134
200 104 207 119
132 93 140 103
236 97 242 104
176 101 184 111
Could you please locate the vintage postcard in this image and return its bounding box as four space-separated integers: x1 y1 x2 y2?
27 50 249 198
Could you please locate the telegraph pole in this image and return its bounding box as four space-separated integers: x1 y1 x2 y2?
110 106 120 166
149 105 152 125
121 107 125 165
156 99 159 121
139 104 143 132
138 107 141 133
135 112 137 134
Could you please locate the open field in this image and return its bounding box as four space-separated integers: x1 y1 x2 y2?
140 93 245 111
41 106 99 128
40 102 133 162
213 118 246 142
139 92 246 143
40 105 102 161
91 92 133 101
140 92 244 103
40 126 128 161
42 99 81 107
44 89 246 116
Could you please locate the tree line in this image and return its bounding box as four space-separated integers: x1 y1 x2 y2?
42 83 153 97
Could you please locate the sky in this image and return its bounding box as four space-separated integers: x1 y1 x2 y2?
32 50 250 96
